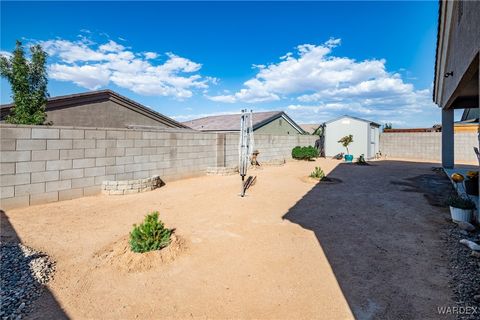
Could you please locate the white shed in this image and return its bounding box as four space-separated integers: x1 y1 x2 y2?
324 115 381 159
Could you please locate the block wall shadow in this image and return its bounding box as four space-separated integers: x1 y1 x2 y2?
1 210 69 319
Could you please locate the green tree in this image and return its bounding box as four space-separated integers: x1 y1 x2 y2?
0 40 49 124
383 123 393 131
338 134 354 155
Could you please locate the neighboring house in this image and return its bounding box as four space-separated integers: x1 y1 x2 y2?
455 108 479 133
433 0 479 168
300 124 321 135
324 115 380 159
182 111 305 135
0 90 189 130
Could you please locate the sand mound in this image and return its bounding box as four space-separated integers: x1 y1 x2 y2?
300 176 320 184
93 234 186 273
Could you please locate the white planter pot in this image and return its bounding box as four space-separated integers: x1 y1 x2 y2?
450 206 473 223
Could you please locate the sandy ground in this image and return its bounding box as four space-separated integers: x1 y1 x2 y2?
2 159 454 319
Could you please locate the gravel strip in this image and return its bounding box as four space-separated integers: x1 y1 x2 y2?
446 224 480 320
0 242 55 320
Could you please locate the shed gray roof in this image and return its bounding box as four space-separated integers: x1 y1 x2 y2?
182 111 305 133
324 115 381 127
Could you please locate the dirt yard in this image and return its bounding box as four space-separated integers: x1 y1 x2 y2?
2 159 455 319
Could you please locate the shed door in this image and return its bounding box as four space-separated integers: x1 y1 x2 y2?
370 127 376 158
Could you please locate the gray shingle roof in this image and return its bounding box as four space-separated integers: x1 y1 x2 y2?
183 111 285 131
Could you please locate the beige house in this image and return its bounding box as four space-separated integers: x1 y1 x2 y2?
433 0 479 168
183 111 305 135
0 90 189 130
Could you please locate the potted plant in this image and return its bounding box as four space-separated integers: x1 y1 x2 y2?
338 135 354 162
447 173 476 222
446 194 476 223
465 171 479 196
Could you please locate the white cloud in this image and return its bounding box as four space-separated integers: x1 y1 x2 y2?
99 40 125 53
207 38 438 125
0 51 12 58
49 63 111 90
144 52 158 59
40 37 212 99
205 94 237 103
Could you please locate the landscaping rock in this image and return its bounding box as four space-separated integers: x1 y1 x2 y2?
474 295 480 302
458 222 476 232
460 239 480 251
0 242 55 319
447 227 480 320
471 251 480 258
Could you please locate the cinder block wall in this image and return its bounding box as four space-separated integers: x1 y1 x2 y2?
224 133 317 167
0 124 317 209
379 132 478 163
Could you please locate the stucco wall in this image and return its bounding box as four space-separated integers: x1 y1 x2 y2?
45 100 172 129
325 117 370 158
254 117 302 135
0 124 316 209
439 1 480 106
379 132 478 164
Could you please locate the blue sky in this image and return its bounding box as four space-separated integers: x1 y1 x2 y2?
1 1 447 127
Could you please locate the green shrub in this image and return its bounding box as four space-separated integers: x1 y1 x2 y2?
292 146 303 159
446 194 476 210
292 146 319 160
129 211 172 253
309 167 325 180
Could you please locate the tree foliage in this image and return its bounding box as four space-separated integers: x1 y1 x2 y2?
383 123 393 131
0 40 49 125
337 134 354 155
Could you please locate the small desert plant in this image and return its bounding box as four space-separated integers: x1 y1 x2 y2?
129 211 172 253
309 167 325 180
446 194 476 210
292 146 319 160
356 154 368 165
338 135 353 155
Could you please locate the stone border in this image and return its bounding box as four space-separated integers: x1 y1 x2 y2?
102 176 162 195
261 159 286 166
206 166 238 176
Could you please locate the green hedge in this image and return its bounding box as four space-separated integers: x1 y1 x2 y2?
292 146 319 160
